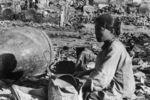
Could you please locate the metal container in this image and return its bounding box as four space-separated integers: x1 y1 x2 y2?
0 27 53 77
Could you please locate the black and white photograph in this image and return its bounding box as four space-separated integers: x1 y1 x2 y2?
0 0 150 100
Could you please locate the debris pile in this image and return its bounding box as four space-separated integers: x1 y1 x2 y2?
119 15 150 27
0 0 150 100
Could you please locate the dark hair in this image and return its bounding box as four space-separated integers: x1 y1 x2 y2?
95 14 113 30
95 14 121 36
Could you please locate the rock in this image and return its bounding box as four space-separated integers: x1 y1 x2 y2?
2 8 14 20
134 71 146 84
141 86 150 95
144 43 149 46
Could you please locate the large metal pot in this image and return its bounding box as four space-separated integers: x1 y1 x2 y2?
0 27 53 77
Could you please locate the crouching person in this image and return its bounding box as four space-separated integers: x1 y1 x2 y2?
82 14 135 100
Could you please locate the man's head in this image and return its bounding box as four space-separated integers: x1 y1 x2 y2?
95 14 119 42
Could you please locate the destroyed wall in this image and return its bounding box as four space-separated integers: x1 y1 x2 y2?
38 0 61 24
0 0 21 13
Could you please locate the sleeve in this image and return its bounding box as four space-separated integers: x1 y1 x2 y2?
89 46 122 91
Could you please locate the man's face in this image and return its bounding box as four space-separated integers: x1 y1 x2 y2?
95 24 104 42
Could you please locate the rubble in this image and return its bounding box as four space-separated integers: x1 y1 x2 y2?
0 0 150 100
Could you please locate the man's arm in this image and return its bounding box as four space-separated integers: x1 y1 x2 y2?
90 46 122 91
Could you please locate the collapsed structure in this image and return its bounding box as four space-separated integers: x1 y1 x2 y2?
0 0 149 27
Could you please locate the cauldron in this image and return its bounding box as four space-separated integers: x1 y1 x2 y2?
0 27 53 78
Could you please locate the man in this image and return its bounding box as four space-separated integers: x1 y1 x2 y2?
81 14 135 100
